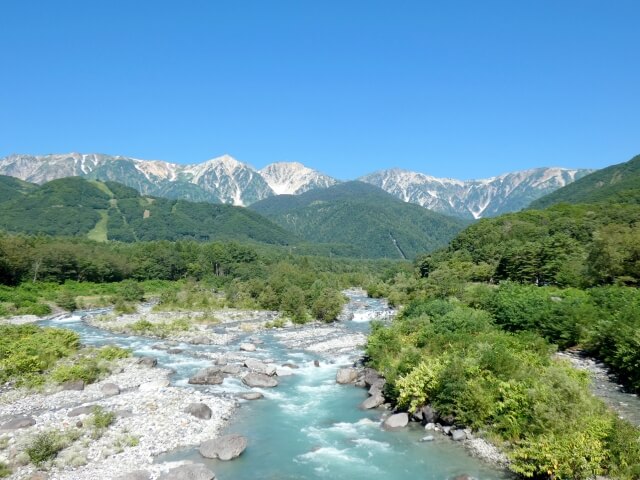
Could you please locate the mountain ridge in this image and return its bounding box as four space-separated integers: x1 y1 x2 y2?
0 152 593 218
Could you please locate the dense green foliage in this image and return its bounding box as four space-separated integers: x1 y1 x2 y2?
530 154 640 209
250 181 468 259
418 203 640 287
0 325 80 385
367 297 640 479
0 176 293 245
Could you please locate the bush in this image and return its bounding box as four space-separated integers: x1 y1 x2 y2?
117 280 145 302
51 357 103 384
26 431 63 466
0 462 10 478
56 290 77 312
91 406 115 429
96 345 131 361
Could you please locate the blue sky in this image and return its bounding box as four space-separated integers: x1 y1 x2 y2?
1 0 638 180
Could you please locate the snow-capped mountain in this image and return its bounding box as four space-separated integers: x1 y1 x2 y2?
0 153 336 206
360 167 593 219
260 162 338 195
0 152 592 216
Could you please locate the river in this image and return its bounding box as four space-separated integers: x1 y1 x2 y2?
41 291 508 479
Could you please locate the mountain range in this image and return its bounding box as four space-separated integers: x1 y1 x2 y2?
0 153 592 219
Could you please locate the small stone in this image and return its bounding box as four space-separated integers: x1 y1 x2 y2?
189 367 225 385
282 362 299 369
242 372 278 388
62 379 85 391
76 421 83 428
238 392 263 400
313 360 320 367
68 406 95 417
101 383 121 396
239 343 256 352
199 434 247 460
420 435 435 442
451 429 467 441
137 357 158 368
1 416 36 430
383 412 409 429
186 403 212 420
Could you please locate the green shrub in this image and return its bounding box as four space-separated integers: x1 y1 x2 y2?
56 290 77 312
91 406 115 429
0 462 10 478
26 431 63 466
117 280 145 302
96 345 131 361
51 357 103 384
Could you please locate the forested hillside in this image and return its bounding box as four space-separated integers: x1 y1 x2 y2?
250 181 469 259
0 176 293 245
530 153 640 208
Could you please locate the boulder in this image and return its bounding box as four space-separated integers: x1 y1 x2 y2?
167 348 183 354
248 336 264 344
360 394 384 410
420 435 435 442
424 422 436 431
442 426 452 435
137 357 158 368
158 464 215 480
451 429 467 442
115 471 150 480
275 367 294 377
189 367 225 385
242 373 278 388
313 360 320 367
61 379 85 391
151 344 168 350
101 383 120 396
362 368 383 387
191 336 211 345
222 364 241 375
186 403 212 420
238 392 263 400
239 343 256 352
336 367 358 384
244 358 276 376
1 416 35 430
420 405 437 424
68 406 95 417
368 379 386 397
199 434 247 461
383 412 409 429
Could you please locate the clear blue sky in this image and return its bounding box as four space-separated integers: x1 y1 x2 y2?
1 0 638 180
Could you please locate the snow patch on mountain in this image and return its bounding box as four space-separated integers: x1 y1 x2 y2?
260 162 338 195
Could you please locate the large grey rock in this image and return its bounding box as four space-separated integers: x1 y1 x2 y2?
101 383 121 396
158 464 215 480
362 368 383 387
222 364 241 375
368 379 386 397
68 406 94 417
61 379 85 391
1 416 35 430
189 367 224 385
186 403 212 420
115 471 150 480
336 367 358 384
242 373 278 388
191 336 211 345
199 434 247 461
383 412 409 429
244 358 276 376
239 343 256 352
167 348 183 354
137 357 158 368
238 392 263 400
360 394 384 410
420 405 437 424
451 429 467 441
